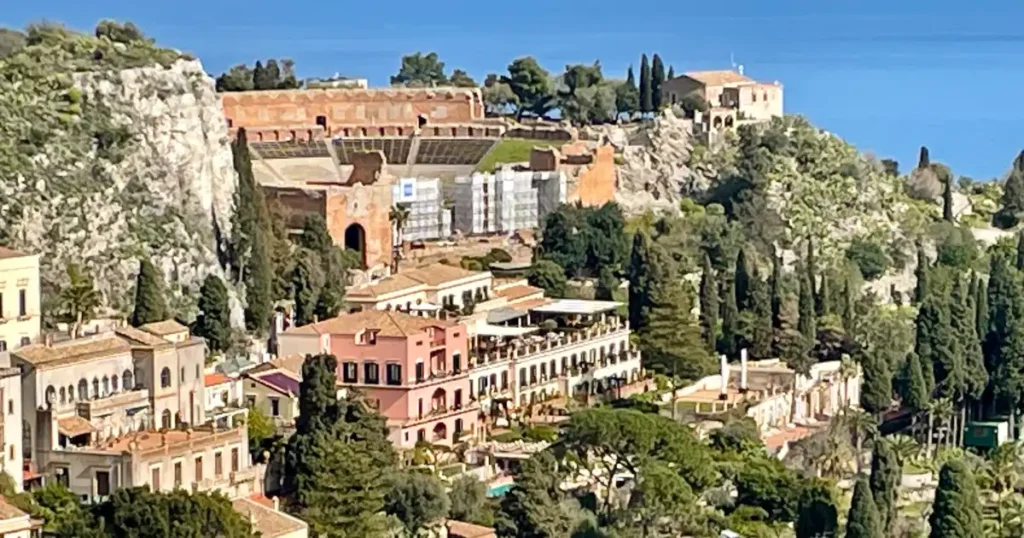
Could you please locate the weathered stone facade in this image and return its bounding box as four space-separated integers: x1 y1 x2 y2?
221 87 485 131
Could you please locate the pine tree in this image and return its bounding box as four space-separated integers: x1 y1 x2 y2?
639 54 652 115
929 460 983 538
627 231 653 331
846 477 882 538
798 271 816 342
795 480 838 538
748 267 773 359
130 258 168 327
869 440 900 535
918 146 930 168
193 275 232 353
651 54 665 111
770 253 784 330
640 245 715 380
719 277 739 357
914 245 930 304
734 248 752 311
699 253 719 352
942 167 954 222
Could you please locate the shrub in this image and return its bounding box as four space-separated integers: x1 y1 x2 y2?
486 248 513 264
523 425 558 442
934 223 978 269
845 239 890 280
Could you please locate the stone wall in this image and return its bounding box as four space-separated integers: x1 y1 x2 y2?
221 87 485 130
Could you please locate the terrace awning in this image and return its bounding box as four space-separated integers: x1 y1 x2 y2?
529 299 622 315
58 416 96 437
475 324 538 338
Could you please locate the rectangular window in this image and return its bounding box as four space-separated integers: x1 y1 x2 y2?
342 362 358 383
501 372 508 390
174 462 182 487
386 364 402 386
96 471 110 496
454 389 463 409
0 292 4 318
364 363 379 385
151 467 161 491
18 289 25 317
270 398 280 417
452 354 461 374
418 399 423 419
540 363 547 378
195 457 203 482
214 452 223 476
231 448 240 472
530 366 537 385
415 363 424 382
519 368 527 387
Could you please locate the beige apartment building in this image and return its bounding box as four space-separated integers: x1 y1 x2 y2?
0 248 41 356
662 69 783 131
10 321 260 501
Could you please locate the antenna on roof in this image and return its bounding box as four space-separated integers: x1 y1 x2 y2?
730 52 737 69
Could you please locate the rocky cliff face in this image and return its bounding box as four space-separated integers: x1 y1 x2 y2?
0 37 236 317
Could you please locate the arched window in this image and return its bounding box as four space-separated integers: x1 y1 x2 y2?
102 376 110 396
68 386 75 402
161 409 172 429
123 370 134 391
111 375 119 393
45 386 56 405
92 378 99 400
59 387 66 404
160 368 171 388
78 379 88 400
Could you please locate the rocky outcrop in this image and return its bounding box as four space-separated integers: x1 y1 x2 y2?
0 53 236 317
595 110 714 215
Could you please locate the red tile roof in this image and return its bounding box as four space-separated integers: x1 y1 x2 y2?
204 373 233 387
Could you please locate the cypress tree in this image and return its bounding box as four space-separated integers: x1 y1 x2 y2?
914 245 930 304
975 272 989 344
130 258 168 327
651 54 665 111
245 220 274 333
639 54 652 115
942 167 955 222
860 349 893 415
699 253 719 353
666 65 675 79
292 249 325 327
817 272 832 317
232 128 274 333
798 271 816 342
193 275 232 353
953 278 987 405
770 253 784 330
719 277 739 357
842 276 856 333
929 460 983 538
749 267 773 359
229 129 257 281
915 296 944 395
869 440 900 535
734 247 752 311
899 352 930 414
846 476 883 538
627 231 653 331
806 237 818 312
795 479 838 538
314 276 344 321
918 146 930 169
1017 233 1024 271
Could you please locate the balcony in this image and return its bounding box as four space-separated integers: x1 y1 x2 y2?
405 401 479 427
77 389 150 419
230 467 258 485
468 319 630 368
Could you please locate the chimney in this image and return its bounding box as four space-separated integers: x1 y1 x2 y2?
740 348 749 393
719 354 729 400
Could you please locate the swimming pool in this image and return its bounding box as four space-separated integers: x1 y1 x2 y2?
486 483 514 497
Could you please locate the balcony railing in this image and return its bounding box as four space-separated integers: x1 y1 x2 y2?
468 319 630 367
77 388 151 418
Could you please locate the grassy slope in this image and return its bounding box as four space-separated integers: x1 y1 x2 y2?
475 138 554 173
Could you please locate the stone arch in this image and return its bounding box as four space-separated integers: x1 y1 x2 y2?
78 379 88 400
713 116 723 129
725 116 735 128
345 224 367 267
432 422 447 441
123 369 134 391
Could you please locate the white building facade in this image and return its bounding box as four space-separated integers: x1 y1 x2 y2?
452 169 566 235
392 177 451 242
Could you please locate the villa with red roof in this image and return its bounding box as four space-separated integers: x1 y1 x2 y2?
278 310 478 448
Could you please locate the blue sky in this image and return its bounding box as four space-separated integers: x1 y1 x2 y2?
6 0 1024 179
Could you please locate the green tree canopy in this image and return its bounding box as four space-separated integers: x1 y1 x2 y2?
638 54 652 114
385 471 450 536
615 65 639 118
448 476 492 527
130 258 168 327
929 459 983 538
503 56 553 120
846 476 883 538
390 52 448 87
527 260 567 298
869 439 900 534
651 53 665 111
995 151 1024 229
699 252 719 352
192 275 232 353
449 69 477 88
795 479 838 538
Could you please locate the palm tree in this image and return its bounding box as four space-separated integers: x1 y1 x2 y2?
57 264 101 338
889 434 921 466
389 203 411 246
980 442 1024 535
838 354 858 407
811 428 855 479
843 407 878 473
926 397 954 458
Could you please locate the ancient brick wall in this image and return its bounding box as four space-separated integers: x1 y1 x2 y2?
221 87 484 130
568 145 616 207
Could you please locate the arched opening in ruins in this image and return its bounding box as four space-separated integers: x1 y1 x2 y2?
344 223 367 267
725 116 735 128
417 114 428 128
713 116 723 129
315 115 327 129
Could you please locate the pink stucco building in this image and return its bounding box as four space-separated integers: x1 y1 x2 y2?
277 310 479 449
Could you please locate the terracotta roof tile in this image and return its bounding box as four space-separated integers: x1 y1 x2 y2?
232 497 307 538
204 373 234 387
287 310 456 338
448 520 497 538
404 263 486 286
13 335 131 369
347 273 426 299
269 354 305 377
115 326 172 348
0 497 28 520
0 247 29 260
57 416 96 437
683 70 754 86
494 285 544 302
139 319 189 337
